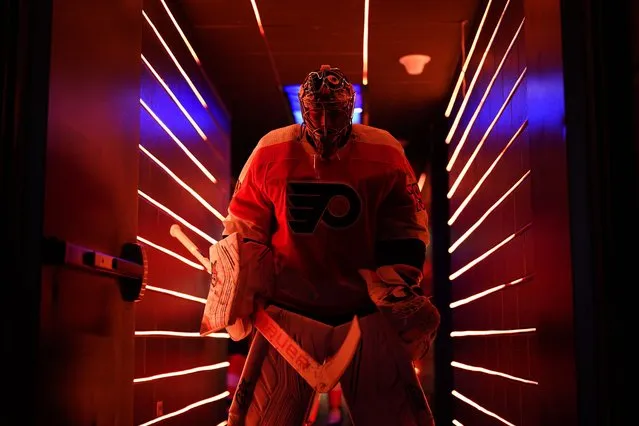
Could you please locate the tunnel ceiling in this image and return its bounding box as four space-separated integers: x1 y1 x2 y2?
170 0 482 172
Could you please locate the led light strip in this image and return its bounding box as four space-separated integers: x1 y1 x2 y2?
447 18 525 172
138 189 218 245
449 120 527 225
450 274 533 308
449 223 531 281
451 327 535 337
139 145 225 221
136 330 229 339
444 0 495 117
417 172 427 191
447 67 527 199
159 0 201 65
449 170 530 253
138 391 230 426
134 362 230 383
140 99 218 184
362 0 370 85
143 10 208 109
141 55 207 140
452 361 538 384
136 235 205 271
452 390 515 426
445 0 512 144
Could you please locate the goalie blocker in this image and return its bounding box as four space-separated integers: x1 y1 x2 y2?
201 232 274 340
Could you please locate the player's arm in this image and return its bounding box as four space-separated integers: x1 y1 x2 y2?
218 147 275 341
360 152 439 361
222 148 273 244
375 155 429 273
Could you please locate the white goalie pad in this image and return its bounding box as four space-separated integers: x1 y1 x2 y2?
200 232 274 338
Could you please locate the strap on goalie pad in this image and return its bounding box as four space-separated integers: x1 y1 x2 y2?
200 232 274 339
359 264 440 360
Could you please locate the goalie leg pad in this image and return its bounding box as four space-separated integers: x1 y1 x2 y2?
333 312 435 426
359 264 440 361
228 306 332 425
200 232 274 338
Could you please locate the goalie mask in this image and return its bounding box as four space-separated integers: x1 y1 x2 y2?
298 65 356 159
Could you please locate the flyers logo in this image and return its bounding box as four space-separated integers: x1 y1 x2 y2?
287 182 362 234
407 182 426 212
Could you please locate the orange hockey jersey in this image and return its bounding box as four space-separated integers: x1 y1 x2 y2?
222 124 429 319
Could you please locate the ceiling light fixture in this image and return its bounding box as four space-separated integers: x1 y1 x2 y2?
399 54 431 75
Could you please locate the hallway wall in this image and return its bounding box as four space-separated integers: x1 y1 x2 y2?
134 0 232 424
442 0 576 423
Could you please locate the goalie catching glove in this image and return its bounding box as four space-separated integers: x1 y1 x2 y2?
359 264 440 361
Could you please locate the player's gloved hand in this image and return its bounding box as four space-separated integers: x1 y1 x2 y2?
360 264 440 360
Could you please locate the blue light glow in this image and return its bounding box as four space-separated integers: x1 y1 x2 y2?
284 84 363 124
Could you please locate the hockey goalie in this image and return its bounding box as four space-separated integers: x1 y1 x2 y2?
207 65 440 425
